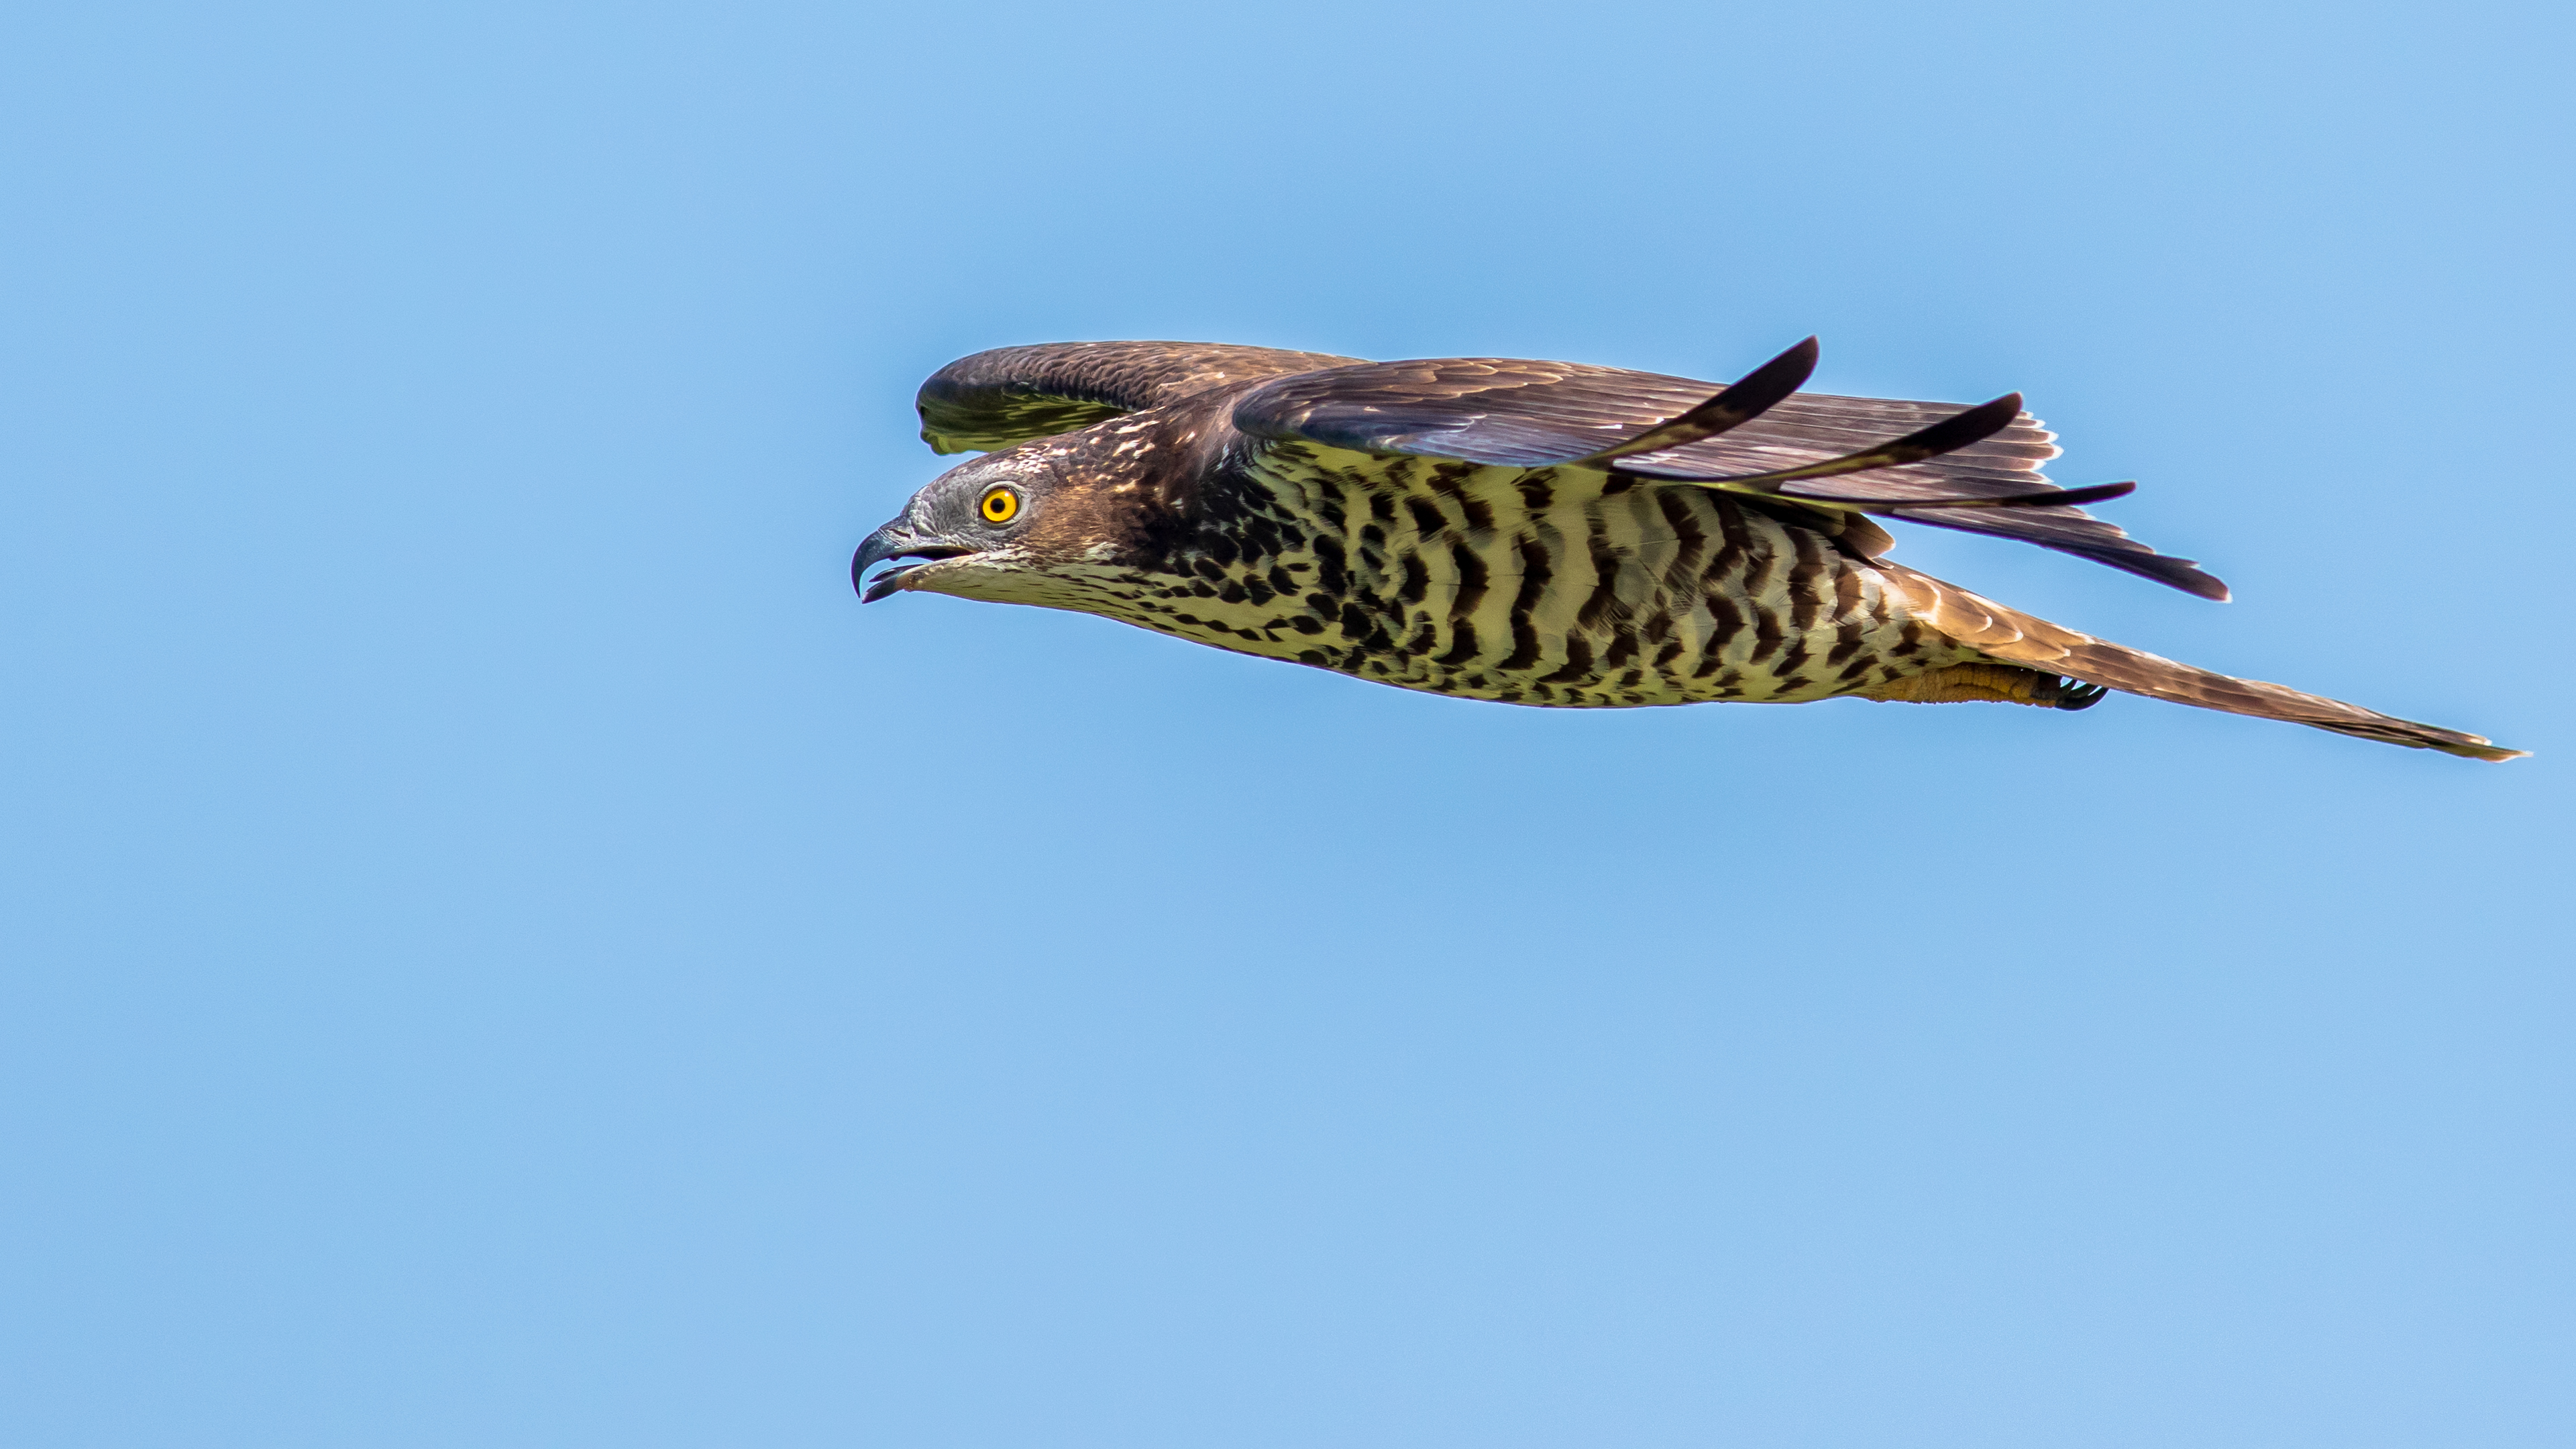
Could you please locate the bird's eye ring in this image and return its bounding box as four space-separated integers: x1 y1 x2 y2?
980 488 1020 525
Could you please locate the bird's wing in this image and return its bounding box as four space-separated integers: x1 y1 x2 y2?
1230 350 2228 600
917 341 1366 455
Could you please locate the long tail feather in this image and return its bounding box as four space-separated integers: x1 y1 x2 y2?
1877 565 2527 761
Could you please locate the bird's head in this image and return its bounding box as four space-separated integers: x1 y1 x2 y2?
851 441 1097 606
852 419 1204 608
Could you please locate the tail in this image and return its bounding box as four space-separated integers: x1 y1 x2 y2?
1874 565 2527 761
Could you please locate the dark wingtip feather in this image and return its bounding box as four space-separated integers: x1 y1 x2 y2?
2127 554 2232 602
1903 392 2025 458
2047 543 2230 601
1886 502 2234 600
1699 390 2033 491
1787 479 2138 511
1572 337 1820 465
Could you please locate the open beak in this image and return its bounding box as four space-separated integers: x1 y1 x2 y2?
851 517 969 603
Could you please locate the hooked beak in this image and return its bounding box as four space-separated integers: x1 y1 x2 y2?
851 516 970 603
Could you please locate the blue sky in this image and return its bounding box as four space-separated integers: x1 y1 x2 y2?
2 1 2569 1444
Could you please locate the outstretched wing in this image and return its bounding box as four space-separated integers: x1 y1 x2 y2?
1232 352 2228 600
917 341 1364 454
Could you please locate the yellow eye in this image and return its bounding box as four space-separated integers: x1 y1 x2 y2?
979 488 1020 525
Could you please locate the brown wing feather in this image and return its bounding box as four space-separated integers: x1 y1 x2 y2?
1876 564 2525 761
918 341 1364 454
1233 359 2063 486
1231 356 2224 598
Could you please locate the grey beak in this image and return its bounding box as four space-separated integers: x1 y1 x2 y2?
851 516 964 603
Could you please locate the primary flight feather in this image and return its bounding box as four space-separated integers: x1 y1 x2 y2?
854 339 2522 761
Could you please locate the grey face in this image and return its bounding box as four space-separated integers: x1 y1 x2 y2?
851 451 1055 602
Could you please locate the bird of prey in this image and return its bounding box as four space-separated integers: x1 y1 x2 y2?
853 339 2522 761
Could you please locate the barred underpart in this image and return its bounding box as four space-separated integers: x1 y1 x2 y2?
1058 441 1981 708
